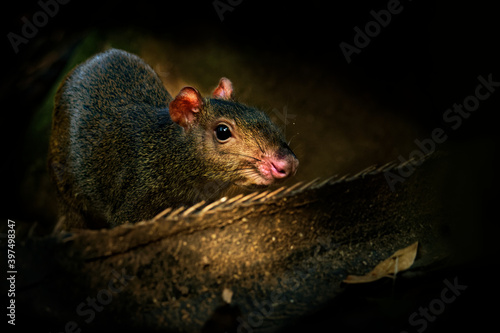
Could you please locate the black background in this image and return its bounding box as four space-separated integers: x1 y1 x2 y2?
1 0 499 332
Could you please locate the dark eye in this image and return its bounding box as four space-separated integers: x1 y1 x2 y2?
215 124 232 142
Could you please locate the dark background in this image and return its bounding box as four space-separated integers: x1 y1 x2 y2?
1 0 498 332
3 0 498 126
2 0 498 221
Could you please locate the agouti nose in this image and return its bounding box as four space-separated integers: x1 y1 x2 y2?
270 143 299 180
270 144 299 179
270 154 299 179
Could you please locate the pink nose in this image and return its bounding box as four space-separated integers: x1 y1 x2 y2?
270 157 298 179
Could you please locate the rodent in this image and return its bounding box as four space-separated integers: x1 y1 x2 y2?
48 49 298 229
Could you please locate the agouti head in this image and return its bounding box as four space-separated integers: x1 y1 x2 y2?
169 78 299 189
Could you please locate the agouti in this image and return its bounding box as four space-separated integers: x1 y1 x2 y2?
48 49 298 229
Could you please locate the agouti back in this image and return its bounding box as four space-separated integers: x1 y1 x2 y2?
48 49 298 229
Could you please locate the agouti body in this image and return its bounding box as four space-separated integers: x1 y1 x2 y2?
48 49 298 229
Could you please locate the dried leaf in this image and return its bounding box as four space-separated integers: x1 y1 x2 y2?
343 241 418 284
222 288 233 304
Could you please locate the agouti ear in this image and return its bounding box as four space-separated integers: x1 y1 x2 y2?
212 77 233 100
169 87 204 128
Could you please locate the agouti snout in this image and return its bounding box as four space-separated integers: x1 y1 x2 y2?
48 49 298 228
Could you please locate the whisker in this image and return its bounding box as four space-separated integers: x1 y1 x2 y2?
253 137 265 154
287 132 299 147
221 152 262 162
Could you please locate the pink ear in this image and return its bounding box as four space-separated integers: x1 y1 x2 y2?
212 77 233 100
169 87 204 128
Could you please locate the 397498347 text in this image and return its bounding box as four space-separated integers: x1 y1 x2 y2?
6 219 17 326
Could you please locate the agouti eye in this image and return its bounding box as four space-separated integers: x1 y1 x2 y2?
215 124 232 142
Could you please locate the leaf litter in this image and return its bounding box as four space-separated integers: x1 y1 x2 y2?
343 241 418 284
